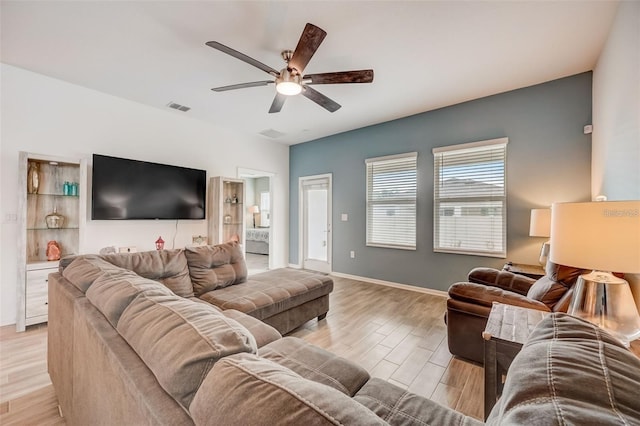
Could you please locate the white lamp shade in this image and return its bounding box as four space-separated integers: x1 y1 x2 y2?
529 208 551 237
248 205 260 214
549 201 640 273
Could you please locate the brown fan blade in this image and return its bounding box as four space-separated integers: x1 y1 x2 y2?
301 86 341 112
304 70 374 85
288 23 327 75
211 81 274 92
269 93 287 114
206 41 280 77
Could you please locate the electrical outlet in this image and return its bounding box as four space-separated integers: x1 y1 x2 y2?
3 213 17 223
350 250 355 259
119 246 137 253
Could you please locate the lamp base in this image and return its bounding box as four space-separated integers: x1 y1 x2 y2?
568 271 640 347
538 241 550 267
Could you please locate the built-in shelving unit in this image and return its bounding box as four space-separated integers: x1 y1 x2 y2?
208 176 245 247
17 152 86 331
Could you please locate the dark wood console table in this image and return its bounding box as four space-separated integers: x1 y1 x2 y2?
502 262 545 279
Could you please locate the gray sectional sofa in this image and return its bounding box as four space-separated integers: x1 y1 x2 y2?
48 243 640 425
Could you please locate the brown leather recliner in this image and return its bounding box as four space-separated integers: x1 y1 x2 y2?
445 262 587 364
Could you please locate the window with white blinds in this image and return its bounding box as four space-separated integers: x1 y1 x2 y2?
366 152 417 249
433 138 508 257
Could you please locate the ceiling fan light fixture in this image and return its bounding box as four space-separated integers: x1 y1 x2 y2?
276 81 302 96
276 68 302 96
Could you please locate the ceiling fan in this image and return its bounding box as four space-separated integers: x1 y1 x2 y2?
206 23 374 113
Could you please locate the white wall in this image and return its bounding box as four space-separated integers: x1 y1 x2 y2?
592 0 640 201
244 178 257 229
592 1 640 311
0 64 289 326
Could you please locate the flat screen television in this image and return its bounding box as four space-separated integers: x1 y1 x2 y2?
91 154 206 220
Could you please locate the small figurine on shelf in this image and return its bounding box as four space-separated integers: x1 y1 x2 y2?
232 194 238 203
225 196 232 203
155 236 165 250
46 241 61 261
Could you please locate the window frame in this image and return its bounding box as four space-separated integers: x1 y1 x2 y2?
432 138 508 258
365 152 418 250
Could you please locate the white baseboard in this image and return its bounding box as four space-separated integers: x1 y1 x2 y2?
288 263 302 269
329 271 448 298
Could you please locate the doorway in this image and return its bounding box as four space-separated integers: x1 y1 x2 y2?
238 168 274 274
299 174 332 273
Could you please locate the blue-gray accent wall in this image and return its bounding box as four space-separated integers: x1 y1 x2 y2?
290 73 592 291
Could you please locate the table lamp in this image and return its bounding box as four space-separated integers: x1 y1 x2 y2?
549 200 640 346
529 208 551 266
248 205 260 228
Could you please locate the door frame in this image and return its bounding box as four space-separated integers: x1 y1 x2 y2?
298 173 332 273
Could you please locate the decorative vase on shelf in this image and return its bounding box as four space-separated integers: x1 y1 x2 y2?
224 214 232 224
45 207 65 229
27 161 40 194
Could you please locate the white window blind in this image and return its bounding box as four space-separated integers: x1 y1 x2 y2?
433 138 507 257
366 152 417 249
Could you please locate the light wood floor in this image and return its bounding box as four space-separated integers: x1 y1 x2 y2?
0 275 483 424
0 324 64 425
245 252 269 275
290 276 483 420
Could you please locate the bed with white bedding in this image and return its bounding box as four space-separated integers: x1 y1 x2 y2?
246 228 269 255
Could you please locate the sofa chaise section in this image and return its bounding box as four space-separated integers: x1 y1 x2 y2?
185 243 333 334
198 268 333 334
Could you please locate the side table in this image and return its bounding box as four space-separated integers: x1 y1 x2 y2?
481 302 549 419
502 262 545 279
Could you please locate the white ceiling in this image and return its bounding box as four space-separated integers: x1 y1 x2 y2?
1 1 618 145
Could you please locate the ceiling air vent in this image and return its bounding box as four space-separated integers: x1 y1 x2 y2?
166 102 191 112
259 128 286 139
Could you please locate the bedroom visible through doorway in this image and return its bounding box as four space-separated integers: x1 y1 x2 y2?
238 168 274 274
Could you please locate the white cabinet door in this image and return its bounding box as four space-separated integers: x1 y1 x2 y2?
26 268 53 324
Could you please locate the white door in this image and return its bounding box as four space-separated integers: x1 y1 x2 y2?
300 174 332 273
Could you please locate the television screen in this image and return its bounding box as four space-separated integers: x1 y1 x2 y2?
91 154 206 220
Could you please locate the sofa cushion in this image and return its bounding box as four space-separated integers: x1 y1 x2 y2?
525 276 569 308
260 337 370 397
185 242 247 296
526 262 587 308
468 267 535 295
198 268 333 320
486 313 640 424
221 309 282 348
62 255 129 293
101 249 194 298
544 261 587 284
355 378 482 426
448 282 550 311
189 352 387 425
117 294 257 411
86 272 174 328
